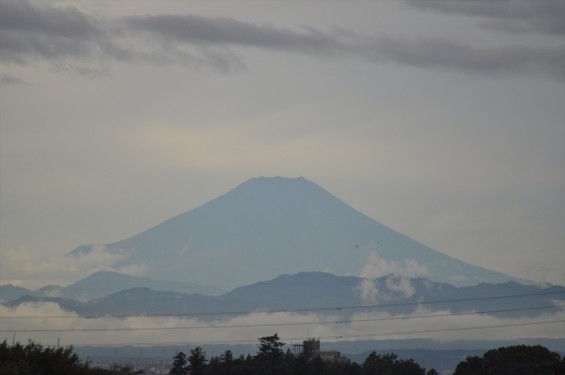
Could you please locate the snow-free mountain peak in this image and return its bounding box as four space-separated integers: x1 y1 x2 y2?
68 176 522 288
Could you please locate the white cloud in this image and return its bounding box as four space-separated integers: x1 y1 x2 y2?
344 307 565 342
1 302 563 348
385 275 415 298
355 250 427 304
0 245 145 290
359 249 429 280
356 279 379 305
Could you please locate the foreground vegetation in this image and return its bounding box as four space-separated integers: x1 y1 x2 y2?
453 344 565 375
0 341 138 375
1 335 564 375
169 334 435 375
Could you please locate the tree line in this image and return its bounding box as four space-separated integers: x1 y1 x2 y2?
169 334 435 375
1 335 564 375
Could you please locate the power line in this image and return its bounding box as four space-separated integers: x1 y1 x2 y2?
3 304 563 333
329 319 565 341
2 290 563 320
58 319 565 347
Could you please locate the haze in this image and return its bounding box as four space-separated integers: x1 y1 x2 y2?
1 0 564 290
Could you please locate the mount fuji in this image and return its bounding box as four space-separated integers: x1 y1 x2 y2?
68 176 522 288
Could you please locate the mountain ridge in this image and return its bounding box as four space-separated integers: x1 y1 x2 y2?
67 176 525 287
4 271 563 319
0 271 223 302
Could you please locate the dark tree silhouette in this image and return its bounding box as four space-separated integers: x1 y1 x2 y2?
188 347 207 375
0 340 90 375
454 345 562 375
362 351 426 375
255 334 287 375
169 351 189 375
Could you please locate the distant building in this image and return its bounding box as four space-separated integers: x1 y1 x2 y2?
292 339 342 361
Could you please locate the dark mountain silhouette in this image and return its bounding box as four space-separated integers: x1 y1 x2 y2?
0 271 222 303
67 176 524 287
61 270 223 300
5 272 563 320
0 284 32 302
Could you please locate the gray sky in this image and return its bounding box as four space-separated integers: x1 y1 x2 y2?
1 0 564 289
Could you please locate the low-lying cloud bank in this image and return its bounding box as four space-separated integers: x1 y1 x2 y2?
0 245 146 290
2 301 563 348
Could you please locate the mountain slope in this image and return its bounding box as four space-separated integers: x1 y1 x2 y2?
0 284 33 302
68 176 522 287
5 272 563 319
0 272 223 303
62 271 223 300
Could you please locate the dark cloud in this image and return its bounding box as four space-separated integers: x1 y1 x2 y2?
0 0 243 73
124 14 339 53
1 0 563 80
125 12 565 80
121 11 565 80
0 0 99 63
0 0 131 78
0 0 96 37
0 73 26 87
404 0 565 36
362 35 565 80
121 13 347 72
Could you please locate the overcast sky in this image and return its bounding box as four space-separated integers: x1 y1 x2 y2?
1 0 564 289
